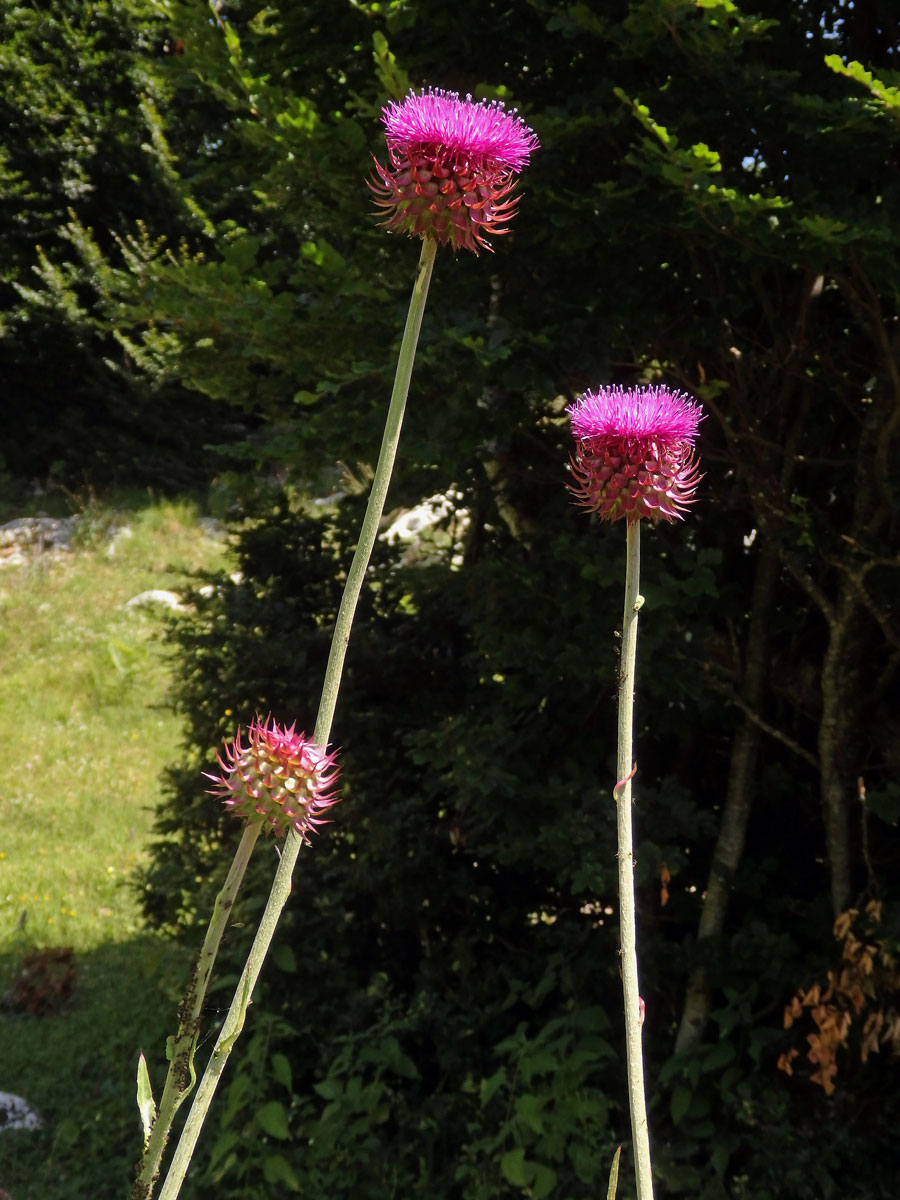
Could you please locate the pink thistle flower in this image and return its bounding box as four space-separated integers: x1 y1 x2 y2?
205 716 340 841
568 385 704 524
370 87 539 254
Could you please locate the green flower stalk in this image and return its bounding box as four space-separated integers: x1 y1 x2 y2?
145 88 537 1200
568 385 703 1200
132 719 338 1197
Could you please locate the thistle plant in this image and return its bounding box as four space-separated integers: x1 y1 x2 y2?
133 719 339 1195
568 384 703 1200
137 87 537 1199
205 716 340 840
371 86 538 253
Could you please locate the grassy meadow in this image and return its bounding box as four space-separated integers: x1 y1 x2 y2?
0 495 231 1199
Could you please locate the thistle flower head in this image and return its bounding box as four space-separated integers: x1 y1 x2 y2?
568 385 704 524
370 87 539 254
205 716 340 841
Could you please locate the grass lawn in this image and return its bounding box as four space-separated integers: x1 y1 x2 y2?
0 495 232 1200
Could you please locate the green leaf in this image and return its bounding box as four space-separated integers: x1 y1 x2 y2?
519 1050 557 1081
222 21 242 59
607 1145 622 1199
866 782 900 824
271 1052 293 1091
263 1153 301 1190
690 142 722 171
798 215 849 242
500 1147 532 1187
825 56 900 113
136 1053 155 1148
256 1100 291 1140
372 30 410 100
515 1092 544 1134
382 1038 420 1080
671 1084 693 1125
209 1130 240 1174
700 1041 736 1072
532 1163 558 1199
657 1055 685 1085
271 944 297 973
479 1068 507 1107
300 239 345 275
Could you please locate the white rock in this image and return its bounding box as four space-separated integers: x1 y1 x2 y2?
197 517 224 537
0 516 76 551
105 525 134 557
125 589 186 612
381 492 464 545
0 1091 42 1131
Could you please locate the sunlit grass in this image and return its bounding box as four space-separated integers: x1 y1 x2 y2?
0 494 231 1199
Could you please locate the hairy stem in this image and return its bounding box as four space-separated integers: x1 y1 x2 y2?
615 518 654 1200
314 238 437 743
132 822 260 1199
154 237 437 1200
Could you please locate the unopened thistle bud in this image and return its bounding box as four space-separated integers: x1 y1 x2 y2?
568 385 703 524
371 87 538 254
206 717 340 840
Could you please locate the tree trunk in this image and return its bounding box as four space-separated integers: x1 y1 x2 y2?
817 585 856 916
674 541 779 1053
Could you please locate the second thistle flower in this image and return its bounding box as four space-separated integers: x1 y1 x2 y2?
371 87 539 254
206 717 340 841
568 385 704 524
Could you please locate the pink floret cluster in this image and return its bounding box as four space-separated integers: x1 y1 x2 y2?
371 88 538 254
568 385 704 525
382 88 538 173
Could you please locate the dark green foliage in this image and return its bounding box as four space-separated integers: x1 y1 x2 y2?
10 0 900 1195
139 0 900 1193
154 488 727 1196
0 1 227 487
